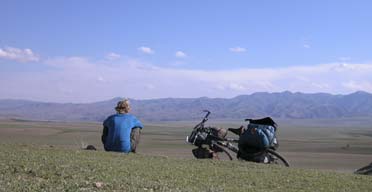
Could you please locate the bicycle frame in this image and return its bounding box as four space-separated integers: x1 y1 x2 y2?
186 110 211 145
186 110 239 158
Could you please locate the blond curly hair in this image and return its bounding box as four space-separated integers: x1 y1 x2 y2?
115 99 131 114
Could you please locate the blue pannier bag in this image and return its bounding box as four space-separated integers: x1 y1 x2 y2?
238 117 278 151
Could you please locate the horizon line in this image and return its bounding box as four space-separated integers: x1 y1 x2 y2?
0 90 371 104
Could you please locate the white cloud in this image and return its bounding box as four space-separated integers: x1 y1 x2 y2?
229 47 247 53
175 51 187 58
2 54 372 102
44 56 91 69
138 46 154 54
342 81 372 92
0 47 40 62
310 82 330 89
228 83 245 91
105 52 121 60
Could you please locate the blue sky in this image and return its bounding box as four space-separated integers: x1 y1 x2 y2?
1 0 372 102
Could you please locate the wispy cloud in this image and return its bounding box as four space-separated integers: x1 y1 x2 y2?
105 52 121 60
2 53 372 102
0 47 40 62
138 46 154 54
342 81 372 92
97 76 106 83
300 37 311 49
144 84 156 90
338 57 351 62
175 51 187 58
229 47 247 53
303 43 311 49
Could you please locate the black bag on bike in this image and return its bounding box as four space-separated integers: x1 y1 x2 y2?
238 117 279 161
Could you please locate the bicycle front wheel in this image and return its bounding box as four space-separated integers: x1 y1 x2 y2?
267 149 290 167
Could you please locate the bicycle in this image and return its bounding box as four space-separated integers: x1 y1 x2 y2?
186 110 290 167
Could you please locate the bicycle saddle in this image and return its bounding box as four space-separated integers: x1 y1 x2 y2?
228 126 244 136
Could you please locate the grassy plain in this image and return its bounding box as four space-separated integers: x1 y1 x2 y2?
1 144 372 192
0 118 372 191
0 118 371 172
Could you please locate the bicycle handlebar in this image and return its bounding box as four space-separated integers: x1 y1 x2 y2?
200 110 211 123
193 110 211 129
203 110 210 119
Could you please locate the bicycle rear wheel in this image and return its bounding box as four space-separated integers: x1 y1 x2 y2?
267 149 290 167
354 164 372 175
213 143 233 160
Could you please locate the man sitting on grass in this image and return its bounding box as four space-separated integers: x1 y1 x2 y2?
101 99 143 153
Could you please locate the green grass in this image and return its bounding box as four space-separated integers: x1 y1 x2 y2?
1 144 372 192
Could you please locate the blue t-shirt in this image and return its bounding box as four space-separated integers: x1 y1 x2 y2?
103 114 143 153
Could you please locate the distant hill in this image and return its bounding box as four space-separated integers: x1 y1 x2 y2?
1 91 372 122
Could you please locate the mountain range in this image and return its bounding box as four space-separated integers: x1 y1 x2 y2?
1 91 372 122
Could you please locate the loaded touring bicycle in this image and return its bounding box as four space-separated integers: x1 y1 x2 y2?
186 110 290 167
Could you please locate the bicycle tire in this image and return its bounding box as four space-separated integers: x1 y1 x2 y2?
213 143 233 161
267 149 290 167
354 164 372 175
